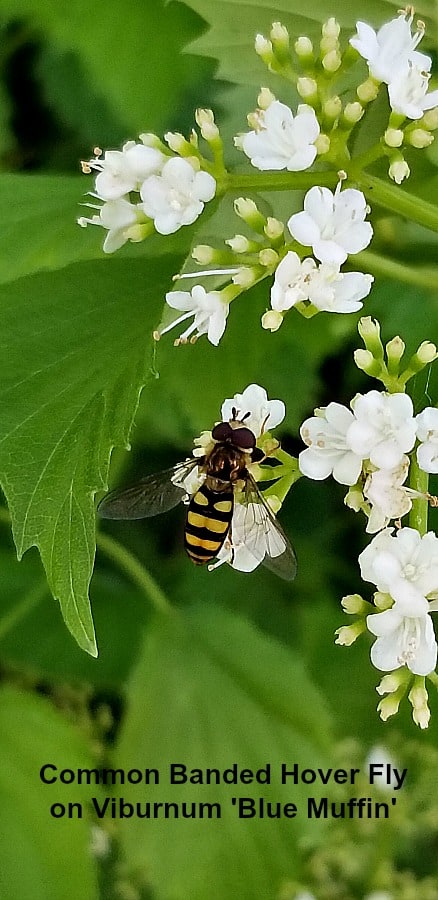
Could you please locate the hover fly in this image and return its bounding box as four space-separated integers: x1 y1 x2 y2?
98 410 297 580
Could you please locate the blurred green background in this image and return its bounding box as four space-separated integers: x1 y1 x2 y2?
0 0 438 898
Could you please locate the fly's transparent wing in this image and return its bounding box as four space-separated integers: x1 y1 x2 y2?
237 474 297 581
98 458 200 520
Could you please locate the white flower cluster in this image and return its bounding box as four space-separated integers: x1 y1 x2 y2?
300 391 438 533
78 139 216 252
360 528 438 679
351 12 438 121
264 184 373 329
161 182 374 345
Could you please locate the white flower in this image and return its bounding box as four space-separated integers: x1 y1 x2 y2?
303 263 373 313
367 606 437 675
299 402 364 485
140 158 216 234
416 406 438 474
348 391 417 469
85 141 165 200
270 252 315 310
221 384 285 437
161 286 229 345
241 100 320 171
359 527 438 605
77 197 147 253
364 456 412 533
212 500 286 573
350 13 430 85
270 253 374 314
388 63 438 119
287 186 373 265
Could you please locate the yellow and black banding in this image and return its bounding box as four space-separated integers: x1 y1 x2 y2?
184 483 233 565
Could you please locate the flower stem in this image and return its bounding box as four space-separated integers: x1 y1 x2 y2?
97 531 173 615
352 249 438 291
356 172 438 233
408 453 429 536
225 170 338 193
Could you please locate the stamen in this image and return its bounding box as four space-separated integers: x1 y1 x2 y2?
173 268 241 280
159 310 194 337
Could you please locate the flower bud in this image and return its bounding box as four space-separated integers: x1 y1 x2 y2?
232 266 257 287
322 49 341 73
384 128 404 148
264 217 284 240
294 35 313 61
341 594 368 615
408 680 430 729
164 131 189 153
416 341 438 363
257 87 276 110
354 349 382 377
255 34 274 66
195 108 219 141
139 132 166 150
322 17 340 39
407 128 434 148
358 316 384 360
377 692 402 721
225 235 252 253
259 248 279 268
385 336 405 371
323 96 342 120
270 21 290 60
343 102 364 124
421 107 438 130
335 621 366 646
261 309 283 332
234 197 266 232
376 671 408 695
315 134 330 155
373 592 393 611
297 76 318 102
266 494 282 514
356 78 380 104
389 158 410 184
192 244 215 264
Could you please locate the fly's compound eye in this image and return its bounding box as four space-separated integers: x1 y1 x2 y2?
212 421 234 442
231 427 256 450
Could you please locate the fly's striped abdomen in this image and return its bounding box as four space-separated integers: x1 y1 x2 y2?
184 482 233 565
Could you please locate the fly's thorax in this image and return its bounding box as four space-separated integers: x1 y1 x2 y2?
205 442 249 485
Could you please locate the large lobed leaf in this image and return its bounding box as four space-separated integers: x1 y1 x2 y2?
0 254 184 654
117 603 333 900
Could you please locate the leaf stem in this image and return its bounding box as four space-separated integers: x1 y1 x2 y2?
96 531 173 616
356 172 438 233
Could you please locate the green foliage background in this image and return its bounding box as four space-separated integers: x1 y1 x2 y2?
0 0 437 897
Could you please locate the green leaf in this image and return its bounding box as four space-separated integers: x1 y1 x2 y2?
0 686 99 900
181 0 438 86
0 255 183 654
0 0 213 135
0 173 194 287
117 603 333 900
